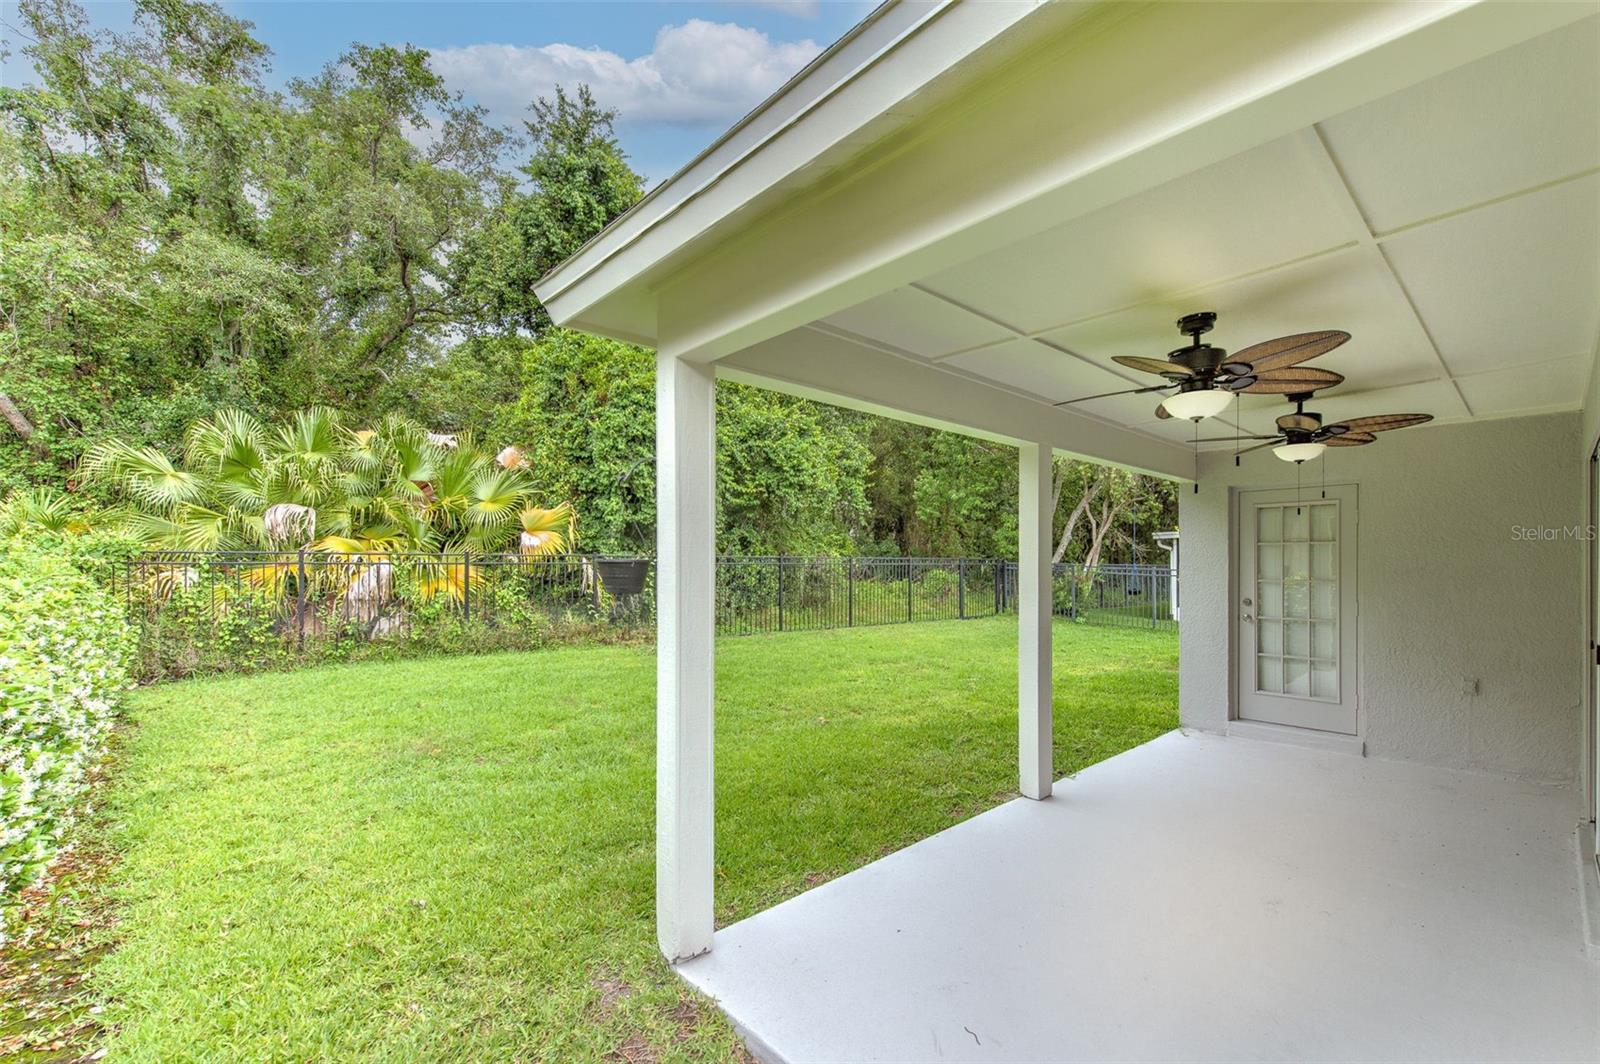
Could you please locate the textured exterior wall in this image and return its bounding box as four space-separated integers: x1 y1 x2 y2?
1179 412 1582 786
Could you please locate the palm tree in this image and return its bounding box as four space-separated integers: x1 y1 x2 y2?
84 408 577 557
0 486 83 536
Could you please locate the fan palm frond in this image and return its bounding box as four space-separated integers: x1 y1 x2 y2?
185 409 265 472
90 408 577 561
466 467 532 532
519 502 576 557
374 414 436 486
429 443 485 509
212 467 270 513
0 487 80 535
276 406 343 467
84 440 209 513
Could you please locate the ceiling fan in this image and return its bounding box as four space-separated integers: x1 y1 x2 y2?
1054 311 1348 421
1195 392 1434 463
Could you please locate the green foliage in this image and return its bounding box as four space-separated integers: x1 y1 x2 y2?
125 560 634 684
457 85 644 334
0 0 1179 572
0 538 132 934
716 383 870 555
0 0 508 492
494 330 873 555
84 407 573 553
909 432 1018 558
494 330 656 553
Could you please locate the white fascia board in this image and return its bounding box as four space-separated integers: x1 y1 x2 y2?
654 0 1593 363
716 326 1195 480
535 0 1052 339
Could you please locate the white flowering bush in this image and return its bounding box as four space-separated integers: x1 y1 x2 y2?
0 541 132 934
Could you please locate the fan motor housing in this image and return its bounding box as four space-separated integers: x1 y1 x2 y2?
1168 342 1228 373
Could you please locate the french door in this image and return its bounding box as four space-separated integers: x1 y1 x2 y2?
1589 444 1599 840
1236 485 1358 735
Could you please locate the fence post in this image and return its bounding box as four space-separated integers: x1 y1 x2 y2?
768 556 780 630
958 558 966 620
847 559 854 627
906 558 914 623
1071 569 1078 619
463 551 471 622
1150 568 1157 629
296 548 307 649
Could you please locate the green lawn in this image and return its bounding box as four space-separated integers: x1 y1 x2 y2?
92 618 1176 1062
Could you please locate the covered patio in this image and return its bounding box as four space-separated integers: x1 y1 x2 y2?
680 730 1598 1062
535 1 1600 1058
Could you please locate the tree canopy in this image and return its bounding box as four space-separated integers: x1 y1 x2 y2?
1 0 1177 559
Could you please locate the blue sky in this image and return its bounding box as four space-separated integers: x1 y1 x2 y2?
0 1 875 184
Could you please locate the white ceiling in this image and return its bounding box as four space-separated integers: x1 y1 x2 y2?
810 16 1600 449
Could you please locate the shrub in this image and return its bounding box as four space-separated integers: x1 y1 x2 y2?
919 568 959 604
0 538 133 937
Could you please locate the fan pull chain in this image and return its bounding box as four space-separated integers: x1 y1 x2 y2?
1193 418 1200 493
1234 392 1241 467
1296 459 1303 515
1320 451 1326 500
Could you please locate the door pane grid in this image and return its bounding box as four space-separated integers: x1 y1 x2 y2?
1256 502 1339 701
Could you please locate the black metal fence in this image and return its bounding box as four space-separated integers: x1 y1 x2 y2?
115 551 1178 649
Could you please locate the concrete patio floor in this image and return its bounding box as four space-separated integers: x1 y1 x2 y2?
679 731 1600 1062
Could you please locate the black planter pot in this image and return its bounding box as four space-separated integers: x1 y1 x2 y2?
590 556 651 597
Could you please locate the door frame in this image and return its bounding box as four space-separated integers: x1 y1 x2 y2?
1586 438 1599 834
1231 482 1361 737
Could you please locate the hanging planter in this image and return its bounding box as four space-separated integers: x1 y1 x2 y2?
589 556 651 597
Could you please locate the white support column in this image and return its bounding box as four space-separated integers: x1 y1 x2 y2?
656 352 717 961
1018 442 1053 800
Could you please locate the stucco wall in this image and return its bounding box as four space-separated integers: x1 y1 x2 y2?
1178 412 1582 786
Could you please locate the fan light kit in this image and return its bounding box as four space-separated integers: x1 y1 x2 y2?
1273 441 1326 463
1162 388 1234 421
1054 310 1436 480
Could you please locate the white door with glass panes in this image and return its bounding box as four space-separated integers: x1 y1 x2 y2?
1236 486 1358 734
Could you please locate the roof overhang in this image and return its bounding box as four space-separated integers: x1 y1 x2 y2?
535 0 1599 479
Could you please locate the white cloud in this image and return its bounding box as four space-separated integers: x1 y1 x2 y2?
427 20 822 129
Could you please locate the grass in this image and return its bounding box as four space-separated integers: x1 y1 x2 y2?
79 618 1175 1061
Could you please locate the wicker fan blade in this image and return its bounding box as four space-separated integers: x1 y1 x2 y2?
1053 382 1171 407
1323 413 1433 435
1239 367 1345 394
1155 402 1171 420
1234 439 1283 456
1324 431 1376 447
1191 435 1279 443
1113 355 1193 378
1226 330 1350 373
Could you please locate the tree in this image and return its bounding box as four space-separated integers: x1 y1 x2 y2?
458 85 644 334
493 330 656 554
910 433 1017 558
1051 460 1107 564
0 1 513 493
280 43 508 407
492 329 872 556
1052 465 1175 568
715 383 870 556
